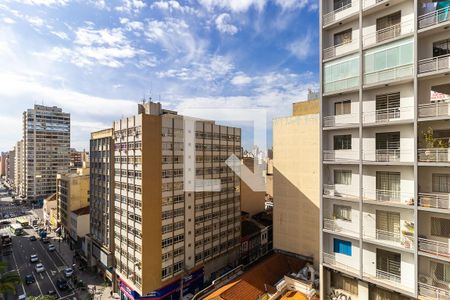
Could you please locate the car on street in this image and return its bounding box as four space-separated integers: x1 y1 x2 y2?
47 290 56 296
42 237 50 243
35 263 45 273
29 236 36 241
3 214 9 218
18 294 26 300
56 278 69 290
24 274 35 285
30 254 38 263
64 267 74 278
48 244 56 251
0 220 11 225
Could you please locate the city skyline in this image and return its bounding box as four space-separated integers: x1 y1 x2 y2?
0 0 319 151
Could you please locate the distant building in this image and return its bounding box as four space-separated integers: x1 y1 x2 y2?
272 97 320 269
14 140 24 197
69 148 89 171
0 152 7 177
241 157 266 216
240 215 272 265
69 206 90 255
23 105 70 202
43 193 57 230
6 149 15 186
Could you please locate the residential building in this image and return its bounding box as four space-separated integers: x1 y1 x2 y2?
5 149 15 189
43 193 57 230
113 101 241 299
70 148 89 171
241 157 267 216
23 105 70 202
240 215 272 266
69 206 90 254
0 152 6 177
88 128 115 283
56 167 90 242
320 0 450 299
272 97 320 269
14 140 24 197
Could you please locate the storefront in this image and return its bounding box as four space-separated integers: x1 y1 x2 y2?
119 268 204 300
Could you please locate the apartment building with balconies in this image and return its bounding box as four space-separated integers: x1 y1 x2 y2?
320 0 450 299
113 102 241 299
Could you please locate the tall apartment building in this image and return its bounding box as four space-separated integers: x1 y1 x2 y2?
0 152 6 177
320 0 450 299
113 102 241 299
15 140 24 196
6 149 15 185
23 105 70 202
273 97 320 269
88 128 115 283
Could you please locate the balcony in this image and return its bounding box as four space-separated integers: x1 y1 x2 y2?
363 228 415 250
364 64 414 86
324 76 359 95
362 106 414 125
323 113 359 128
375 269 401 283
418 148 450 163
362 149 406 163
323 39 359 61
324 184 359 200
419 54 450 75
362 0 387 10
323 218 359 237
323 252 359 275
323 0 359 27
363 188 414 206
323 150 359 163
419 102 450 120
363 20 414 48
418 6 450 30
418 238 450 258
419 279 450 300
418 193 450 210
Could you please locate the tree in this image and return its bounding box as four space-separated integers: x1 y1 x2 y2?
28 296 57 300
0 260 21 298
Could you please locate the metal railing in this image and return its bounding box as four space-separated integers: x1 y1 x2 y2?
323 252 359 274
364 64 414 85
323 39 358 60
363 0 386 9
362 106 413 124
363 188 414 205
418 102 450 119
323 218 358 236
364 228 415 249
419 281 450 300
418 148 450 163
418 237 450 257
418 6 450 30
323 113 359 127
323 1 358 26
367 149 401 162
376 269 401 284
363 20 414 47
419 54 450 74
323 150 359 162
418 193 450 209
324 184 358 199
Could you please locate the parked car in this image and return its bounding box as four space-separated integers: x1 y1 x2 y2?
30 254 38 263
56 278 68 290
48 244 56 252
63 267 74 278
41 237 50 244
29 236 36 241
35 263 45 273
18 294 26 300
24 274 35 285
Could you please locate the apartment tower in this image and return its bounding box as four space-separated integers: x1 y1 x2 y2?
320 0 450 299
23 105 70 202
89 128 115 283
113 102 241 299
15 140 24 197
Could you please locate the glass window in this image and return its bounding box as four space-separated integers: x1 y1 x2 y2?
334 100 351 115
334 170 352 185
334 29 352 46
433 38 450 57
333 205 352 221
331 273 358 295
334 135 352 150
333 0 351 10
364 38 413 75
333 239 352 256
431 217 450 238
432 174 450 193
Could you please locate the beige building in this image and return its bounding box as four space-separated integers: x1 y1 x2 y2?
240 157 266 216
56 167 90 238
113 102 241 299
43 193 57 230
272 98 320 269
14 140 24 197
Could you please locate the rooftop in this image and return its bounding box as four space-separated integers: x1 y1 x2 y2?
71 206 90 216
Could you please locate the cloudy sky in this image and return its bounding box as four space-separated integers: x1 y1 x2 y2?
0 0 319 151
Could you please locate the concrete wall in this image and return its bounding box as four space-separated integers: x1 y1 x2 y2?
241 157 266 216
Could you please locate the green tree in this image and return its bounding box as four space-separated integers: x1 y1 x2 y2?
28 296 57 300
0 260 21 298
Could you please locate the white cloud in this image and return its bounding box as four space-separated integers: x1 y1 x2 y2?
10 0 69 6
230 74 252 85
75 27 126 47
150 1 196 14
51 31 69 40
115 0 146 14
3 17 15 24
215 13 238 35
287 32 313 60
27 16 45 27
198 0 266 12
120 18 144 31
274 0 314 10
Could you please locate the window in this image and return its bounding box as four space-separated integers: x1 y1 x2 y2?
431 217 450 238
324 54 360 93
376 11 401 43
376 132 400 150
433 38 450 57
334 29 352 46
334 100 351 115
376 248 401 278
333 205 352 221
376 210 400 240
331 273 358 295
376 171 400 201
376 92 400 112
333 0 351 10
334 170 352 185
334 135 352 150
432 174 450 193
333 239 352 256
431 261 450 283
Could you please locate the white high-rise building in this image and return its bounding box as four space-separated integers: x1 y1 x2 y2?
320 0 450 299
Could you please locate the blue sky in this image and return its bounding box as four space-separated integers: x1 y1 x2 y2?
0 0 319 151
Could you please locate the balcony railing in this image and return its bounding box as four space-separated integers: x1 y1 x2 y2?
362 106 413 124
418 237 450 257
363 149 403 162
363 188 414 206
364 228 415 249
418 6 450 30
323 0 358 27
324 184 358 199
323 252 359 274
323 113 359 128
376 269 401 284
418 193 450 209
418 148 450 163
363 0 386 9
419 281 450 300
323 150 359 162
323 39 358 60
363 20 414 47
323 218 358 236
419 102 450 119
324 76 359 94
364 64 414 85
419 54 450 74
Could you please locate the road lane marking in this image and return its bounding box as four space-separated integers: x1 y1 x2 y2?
11 250 26 295
32 271 43 295
45 270 61 299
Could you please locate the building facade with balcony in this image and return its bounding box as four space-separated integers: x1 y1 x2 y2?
113 102 241 300
320 0 450 299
